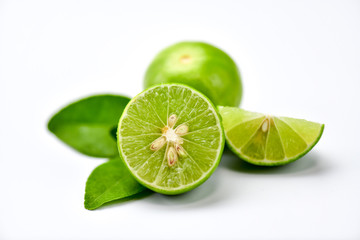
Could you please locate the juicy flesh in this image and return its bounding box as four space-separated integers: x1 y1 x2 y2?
119 85 222 190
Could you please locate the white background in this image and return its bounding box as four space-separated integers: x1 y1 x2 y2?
1 0 360 239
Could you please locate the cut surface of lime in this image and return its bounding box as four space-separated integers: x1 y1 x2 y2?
118 84 225 194
219 107 324 166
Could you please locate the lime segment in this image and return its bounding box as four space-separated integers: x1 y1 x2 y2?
273 117 308 158
219 107 324 166
227 117 265 149
118 84 224 194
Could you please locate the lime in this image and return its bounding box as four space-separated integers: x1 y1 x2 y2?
117 84 225 194
218 107 324 166
144 42 242 107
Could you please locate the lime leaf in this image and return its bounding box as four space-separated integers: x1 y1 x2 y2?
84 157 146 210
48 94 130 157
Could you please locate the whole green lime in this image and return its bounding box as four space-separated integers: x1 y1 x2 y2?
144 42 242 107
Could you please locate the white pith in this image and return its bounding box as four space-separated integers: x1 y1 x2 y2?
163 127 182 143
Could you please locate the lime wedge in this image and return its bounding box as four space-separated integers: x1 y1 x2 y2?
118 84 225 194
218 107 324 166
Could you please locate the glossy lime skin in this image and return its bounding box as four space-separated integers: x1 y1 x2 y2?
144 42 242 107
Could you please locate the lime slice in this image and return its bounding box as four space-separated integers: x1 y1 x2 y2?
218 107 324 166
118 84 225 194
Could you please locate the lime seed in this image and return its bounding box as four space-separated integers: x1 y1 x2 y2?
150 136 166 151
168 114 177 128
175 143 186 157
167 146 178 167
262 118 269 132
175 124 189 136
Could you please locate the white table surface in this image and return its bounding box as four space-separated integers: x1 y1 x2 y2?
1 1 360 239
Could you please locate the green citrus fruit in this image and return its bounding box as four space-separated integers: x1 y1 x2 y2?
117 84 225 194
219 107 324 166
144 42 242 107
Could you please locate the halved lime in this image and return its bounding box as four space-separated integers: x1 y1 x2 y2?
218 107 324 166
117 84 225 194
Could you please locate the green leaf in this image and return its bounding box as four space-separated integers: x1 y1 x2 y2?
84 157 147 210
48 94 130 157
